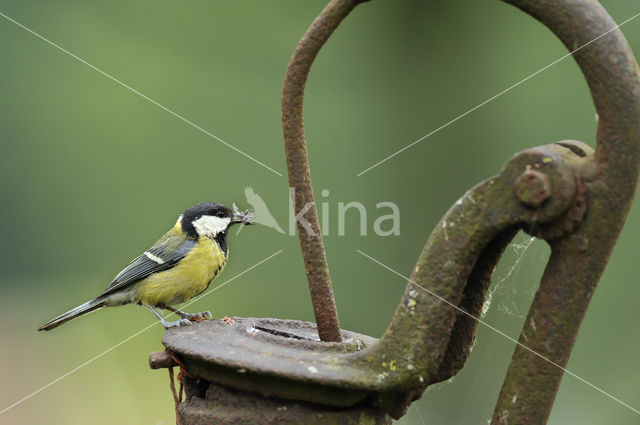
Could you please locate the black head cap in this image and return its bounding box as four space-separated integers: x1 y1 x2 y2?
180 202 234 239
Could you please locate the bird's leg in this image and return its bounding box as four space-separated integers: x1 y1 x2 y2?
165 306 212 322
146 305 192 329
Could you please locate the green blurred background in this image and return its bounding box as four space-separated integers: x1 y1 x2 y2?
1 1 639 424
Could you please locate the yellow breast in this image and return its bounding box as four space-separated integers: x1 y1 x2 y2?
135 237 227 307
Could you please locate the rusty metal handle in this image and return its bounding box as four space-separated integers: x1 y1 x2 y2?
491 1 640 423
282 0 370 343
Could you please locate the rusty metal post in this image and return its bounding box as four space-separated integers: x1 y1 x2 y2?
491 1 640 423
282 0 370 343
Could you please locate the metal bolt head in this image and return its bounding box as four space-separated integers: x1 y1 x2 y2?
515 169 551 208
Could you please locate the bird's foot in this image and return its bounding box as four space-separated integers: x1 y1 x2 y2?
180 310 212 323
161 318 193 329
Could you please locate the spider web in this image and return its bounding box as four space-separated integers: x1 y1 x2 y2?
481 233 536 319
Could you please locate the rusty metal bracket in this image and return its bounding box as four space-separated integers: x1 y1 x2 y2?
150 0 640 424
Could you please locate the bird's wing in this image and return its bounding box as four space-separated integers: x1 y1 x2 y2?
99 229 197 297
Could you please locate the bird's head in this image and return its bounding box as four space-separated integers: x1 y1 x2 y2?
180 202 254 239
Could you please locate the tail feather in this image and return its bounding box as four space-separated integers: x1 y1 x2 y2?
38 297 106 331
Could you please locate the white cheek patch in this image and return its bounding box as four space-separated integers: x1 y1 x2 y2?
193 215 231 237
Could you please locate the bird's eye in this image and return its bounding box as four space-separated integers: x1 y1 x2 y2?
216 211 226 218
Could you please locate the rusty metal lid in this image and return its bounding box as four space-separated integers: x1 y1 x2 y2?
163 317 379 407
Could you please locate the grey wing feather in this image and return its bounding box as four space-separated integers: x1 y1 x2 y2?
99 235 196 297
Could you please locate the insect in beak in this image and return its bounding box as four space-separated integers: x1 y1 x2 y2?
232 203 255 225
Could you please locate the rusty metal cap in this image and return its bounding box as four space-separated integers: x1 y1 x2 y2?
162 318 379 407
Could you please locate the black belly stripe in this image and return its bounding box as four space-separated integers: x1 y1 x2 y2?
205 264 224 291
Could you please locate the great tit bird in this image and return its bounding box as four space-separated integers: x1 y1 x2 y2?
38 201 253 331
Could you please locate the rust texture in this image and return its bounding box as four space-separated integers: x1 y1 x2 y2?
282 0 369 343
177 377 391 425
431 228 518 383
514 169 551 207
149 350 178 369
491 1 640 424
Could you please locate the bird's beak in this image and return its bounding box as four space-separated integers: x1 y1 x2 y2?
232 203 255 225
